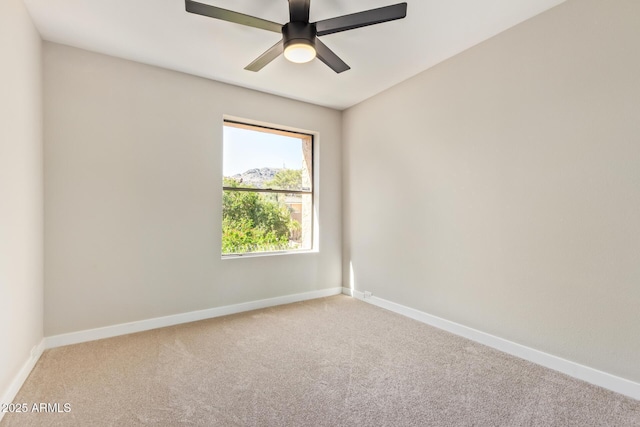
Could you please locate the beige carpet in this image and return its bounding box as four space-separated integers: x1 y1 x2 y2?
2 295 639 426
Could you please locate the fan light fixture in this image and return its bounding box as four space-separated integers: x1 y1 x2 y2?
284 42 316 63
185 0 408 73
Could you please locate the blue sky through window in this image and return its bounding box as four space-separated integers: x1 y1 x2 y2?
223 126 304 176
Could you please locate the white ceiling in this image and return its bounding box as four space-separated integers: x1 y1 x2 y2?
23 0 565 110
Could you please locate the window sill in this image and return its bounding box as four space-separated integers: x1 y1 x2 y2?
221 249 318 260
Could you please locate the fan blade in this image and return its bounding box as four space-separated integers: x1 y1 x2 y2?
289 0 310 22
245 40 284 72
315 3 407 36
185 0 282 33
314 38 350 73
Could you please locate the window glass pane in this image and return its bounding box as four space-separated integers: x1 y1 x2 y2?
222 191 312 255
222 121 314 256
223 125 312 192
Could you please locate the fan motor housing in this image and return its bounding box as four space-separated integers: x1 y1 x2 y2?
282 22 317 49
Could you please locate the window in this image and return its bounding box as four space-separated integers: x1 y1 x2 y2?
222 120 314 256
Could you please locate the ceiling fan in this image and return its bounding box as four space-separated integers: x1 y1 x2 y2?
185 0 408 73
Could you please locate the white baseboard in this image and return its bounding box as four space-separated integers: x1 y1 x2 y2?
45 287 343 349
343 287 640 401
0 338 45 422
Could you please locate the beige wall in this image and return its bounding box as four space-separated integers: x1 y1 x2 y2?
44 43 342 336
0 0 43 400
343 0 640 382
